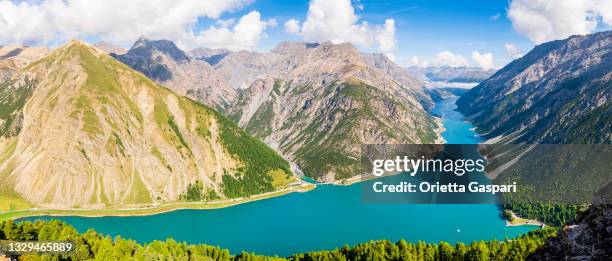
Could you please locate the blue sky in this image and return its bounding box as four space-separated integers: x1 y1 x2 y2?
1 0 610 69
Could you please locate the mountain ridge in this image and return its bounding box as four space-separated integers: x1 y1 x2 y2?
456 30 611 144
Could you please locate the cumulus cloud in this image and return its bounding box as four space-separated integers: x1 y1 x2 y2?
471 52 494 70
504 43 523 59
290 0 397 53
266 18 278 27
216 18 236 28
406 56 428 67
0 0 269 50
384 53 396 62
376 19 397 53
508 0 612 43
284 19 301 34
196 11 271 51
431 51 468 67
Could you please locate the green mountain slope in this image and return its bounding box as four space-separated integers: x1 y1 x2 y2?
0 41 292 210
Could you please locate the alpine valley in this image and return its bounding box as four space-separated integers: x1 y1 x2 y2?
0 27 610 260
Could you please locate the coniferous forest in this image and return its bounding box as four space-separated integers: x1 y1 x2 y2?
0 220 556 261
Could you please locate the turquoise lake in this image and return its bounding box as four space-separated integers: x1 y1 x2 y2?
23 95 537 256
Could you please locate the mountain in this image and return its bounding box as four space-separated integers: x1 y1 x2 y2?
0 41 293 210
93 41 127 55
406 66 496 84
360 53 434 111
112 38 237 111
0 45 50 68
191 44 298 90
0 45 50 81
189 47 231 66
456 31 611 143
193 42 432 107
223 42 439 182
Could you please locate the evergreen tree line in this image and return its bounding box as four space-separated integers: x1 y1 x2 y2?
502 202 582 226
214 109 292 198
0 220 556 261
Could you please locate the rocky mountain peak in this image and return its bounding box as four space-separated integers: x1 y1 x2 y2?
113 38 236 111
129 37 190 63
270 41 319 54
189 47 231 65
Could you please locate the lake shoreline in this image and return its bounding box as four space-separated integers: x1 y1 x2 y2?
0 183 316 221
505 210 545 227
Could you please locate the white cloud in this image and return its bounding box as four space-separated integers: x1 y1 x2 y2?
0 0 260 50
504 43 523 59
508 0 612 43
490 13 501 20
406 56 428 67
284 19 301 34
216 18 236 28
431 51 468 67
266 18 278 27
196 11 270 51
384 53 396 62
376 19 396 52
471 51 494 70
298 0 397 52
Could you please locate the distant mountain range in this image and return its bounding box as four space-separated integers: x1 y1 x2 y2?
0 41 292 209
406 66 497 86
457 30 611 143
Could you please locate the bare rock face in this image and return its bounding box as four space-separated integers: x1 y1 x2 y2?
528 204 612 260
0 41 291 209
457 31 611 144
361 53 434 110
192 44 296 90
221 42 438 181
113 38 236 111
